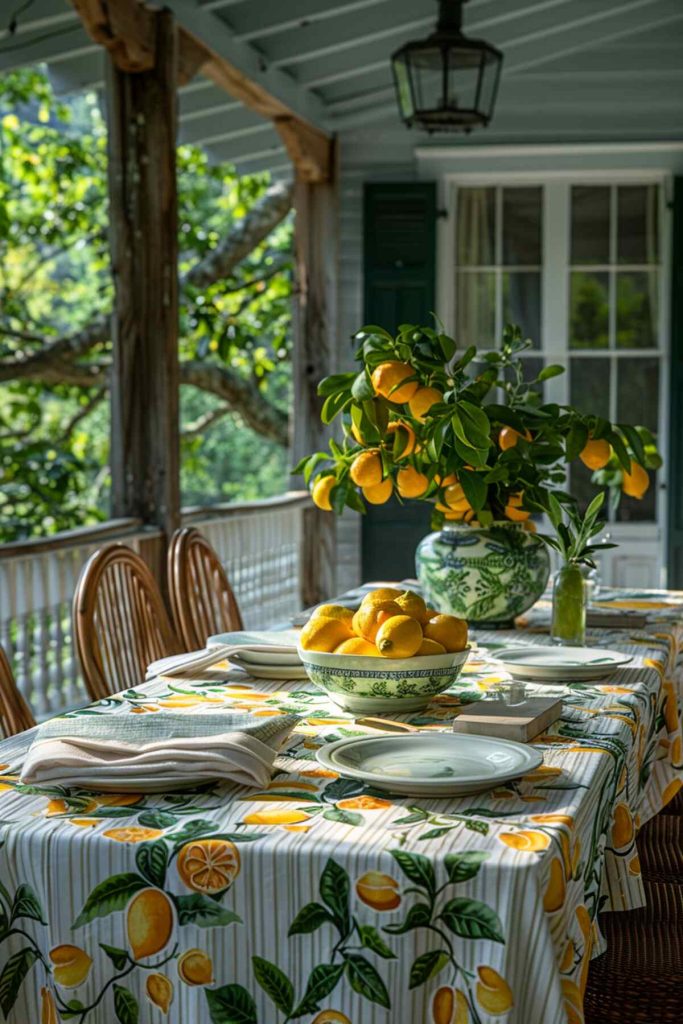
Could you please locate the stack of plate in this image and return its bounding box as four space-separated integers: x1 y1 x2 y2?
208 630 308 680
492 646 633 682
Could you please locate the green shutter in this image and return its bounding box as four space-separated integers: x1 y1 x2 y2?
362 182 437 582
668 177 683 586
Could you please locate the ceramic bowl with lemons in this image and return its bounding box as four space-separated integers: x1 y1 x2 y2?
297 587 470 713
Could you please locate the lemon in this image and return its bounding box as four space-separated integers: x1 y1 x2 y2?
579 437 611 470
311 475 335 511
371 361 418 404
354 600 403 642
396 465 429 498
313 1012 351 1024
395 590 429 623
355 871 401 911
350 449 383 487
178 948 213 986
432 987 469 1024
334 637 380 656
622 460 649 499
408 386 442 422
424 614 468 652
543 857 566 913
361 587 403 604
362 478 393 504
444 483 471 512
387 420 416 458
177 838 241 894
126 889 174 960
300 616 353 652
417 637 446 655
41 987 58 1024
49 945 93 988
375 615 423 658
498 426 530 450
476 967 513 1015
309 604 355 630
146 973 174 1013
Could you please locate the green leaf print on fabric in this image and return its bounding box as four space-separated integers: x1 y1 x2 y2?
287 902 335 936
408 948 449 989
10 883 46 925
251 956 294 1016
206 983 258 1024
319 859 350 936
0 947 38 1017
345 953 390 1007
174 894 242 928
290 962 346 1019
438 897 505 942
443 851 491 884
135 841 168 889
113 983 139 1024
72 873 148 929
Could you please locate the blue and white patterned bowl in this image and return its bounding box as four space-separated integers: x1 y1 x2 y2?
297 645 471 714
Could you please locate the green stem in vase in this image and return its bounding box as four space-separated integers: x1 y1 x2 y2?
552 564 586 646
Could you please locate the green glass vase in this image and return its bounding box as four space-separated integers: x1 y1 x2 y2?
551 564 586 646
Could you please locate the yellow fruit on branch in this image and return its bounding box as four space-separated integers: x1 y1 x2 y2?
387 420 417 458
334 637 380 656
423 614 468 653
579 437 612 470
354 600 403 642
622 460 649 499
126 889 174 960
476 966 514 1015
178 948 214 986
177 838 241 894
362 478 393 505
408 386 443 422
311 475 335 511
300 616 354 652
355 871 401 911
350 449 383 487
147 973 174 1013
49 945 93 988
396 465 429 498
375 614 423 658
394 590 429 623
371 361 418 404
504 492 530 522
498 426 531 450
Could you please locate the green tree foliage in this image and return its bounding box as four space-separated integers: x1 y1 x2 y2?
0 67 292 542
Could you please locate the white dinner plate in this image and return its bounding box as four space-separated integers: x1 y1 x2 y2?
228 655 309 681
316 733 542 796
208 631 301 665
494 645 633 682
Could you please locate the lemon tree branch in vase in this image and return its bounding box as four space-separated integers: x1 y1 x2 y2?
294 323 659 628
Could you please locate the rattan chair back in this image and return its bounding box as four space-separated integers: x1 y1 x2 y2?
0 644 35 737
168 527 244 650
73 543 182 701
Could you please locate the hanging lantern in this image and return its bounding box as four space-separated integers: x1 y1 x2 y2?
391 0 503 133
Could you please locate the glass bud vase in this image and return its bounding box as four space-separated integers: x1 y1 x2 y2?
551 564 586 646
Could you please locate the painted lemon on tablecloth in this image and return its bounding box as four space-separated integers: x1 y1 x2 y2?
126 889 174 960
177 838 241 895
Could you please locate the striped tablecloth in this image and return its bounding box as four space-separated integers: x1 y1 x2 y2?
0 588 681 1024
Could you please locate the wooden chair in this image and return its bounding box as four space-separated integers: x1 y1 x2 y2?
168 527 244 650
73 543 182 701
0 645 35 737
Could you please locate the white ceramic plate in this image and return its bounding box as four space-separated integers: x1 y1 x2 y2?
494 645 633 682
316 733 542 796
208 631 301 665
229 656 309 681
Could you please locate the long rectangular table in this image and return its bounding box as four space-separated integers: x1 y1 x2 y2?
0 587 681 1024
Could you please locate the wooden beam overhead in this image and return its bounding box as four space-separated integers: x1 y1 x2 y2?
275 117 333 185
70 0 156 72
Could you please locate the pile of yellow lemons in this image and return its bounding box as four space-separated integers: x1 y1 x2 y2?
299 586 468 659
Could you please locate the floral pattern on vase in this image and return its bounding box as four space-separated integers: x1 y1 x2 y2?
416 521 550 627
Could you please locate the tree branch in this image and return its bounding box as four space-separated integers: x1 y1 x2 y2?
180 361 288 447
219 251 291 295
182 404 232 439
58 387 106 443
0 317 109 385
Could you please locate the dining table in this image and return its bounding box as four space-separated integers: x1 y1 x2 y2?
0 585 682 1024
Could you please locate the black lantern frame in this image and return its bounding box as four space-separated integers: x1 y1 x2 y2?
391 0 503 133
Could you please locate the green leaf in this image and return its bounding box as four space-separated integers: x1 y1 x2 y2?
484 404 526 433
584 491 605 525
408 949 449 989
290 962 345 1019
566 422 588 463
135 841 168 889
438 897 505 942
252 956 294 1016
136 810 177 829
174 894 241 928
321 390 351 425
443 850 491 883
345 954 390 1008
439 334 457 361
99 943 129 971
390 849 436 895
169 819 218 844
11 884 46 925
383 902 432 935
0 948 38 1017
620 423 646 464
206 984 258 1024
317 372 356 397
460 400 491 438
319 858 350 935
351 371 375 402
537 363 565 382
458 469 487 513
358 924 396 959
287 902 334 936
323 807 362 826
114 985 138 1024
72 873 147 929
607 429 631 472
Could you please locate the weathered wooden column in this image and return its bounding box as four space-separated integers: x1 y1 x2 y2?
106 9 180 550
276 119 338 605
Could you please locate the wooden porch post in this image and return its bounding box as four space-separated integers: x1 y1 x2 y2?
285 135 338 606
106 9 180 551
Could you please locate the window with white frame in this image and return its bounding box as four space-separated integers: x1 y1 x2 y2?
448 178 666 528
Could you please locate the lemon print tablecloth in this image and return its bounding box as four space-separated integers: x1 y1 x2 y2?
0 587 681 1024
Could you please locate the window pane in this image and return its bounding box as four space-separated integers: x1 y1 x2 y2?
456 188 495 265
616 357 659 432
571 186 610 265
570 357 611 419
617 185 659 265
503 271 541 347
503 187 542 265
456 271 495 347
616 271 658 348
569 271 609 349
617 487 656 523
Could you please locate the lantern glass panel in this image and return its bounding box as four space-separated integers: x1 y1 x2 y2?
408 46 444 111
445 52 481 114
392 54 414 119
476 51 501 118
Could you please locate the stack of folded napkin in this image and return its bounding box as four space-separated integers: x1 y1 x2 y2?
146 631 301 680
20 711 299 792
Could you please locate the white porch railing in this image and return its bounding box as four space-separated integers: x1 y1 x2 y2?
0 493 309 718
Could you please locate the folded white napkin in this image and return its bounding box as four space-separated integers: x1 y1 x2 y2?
20 712 299 792
147 631 300 679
